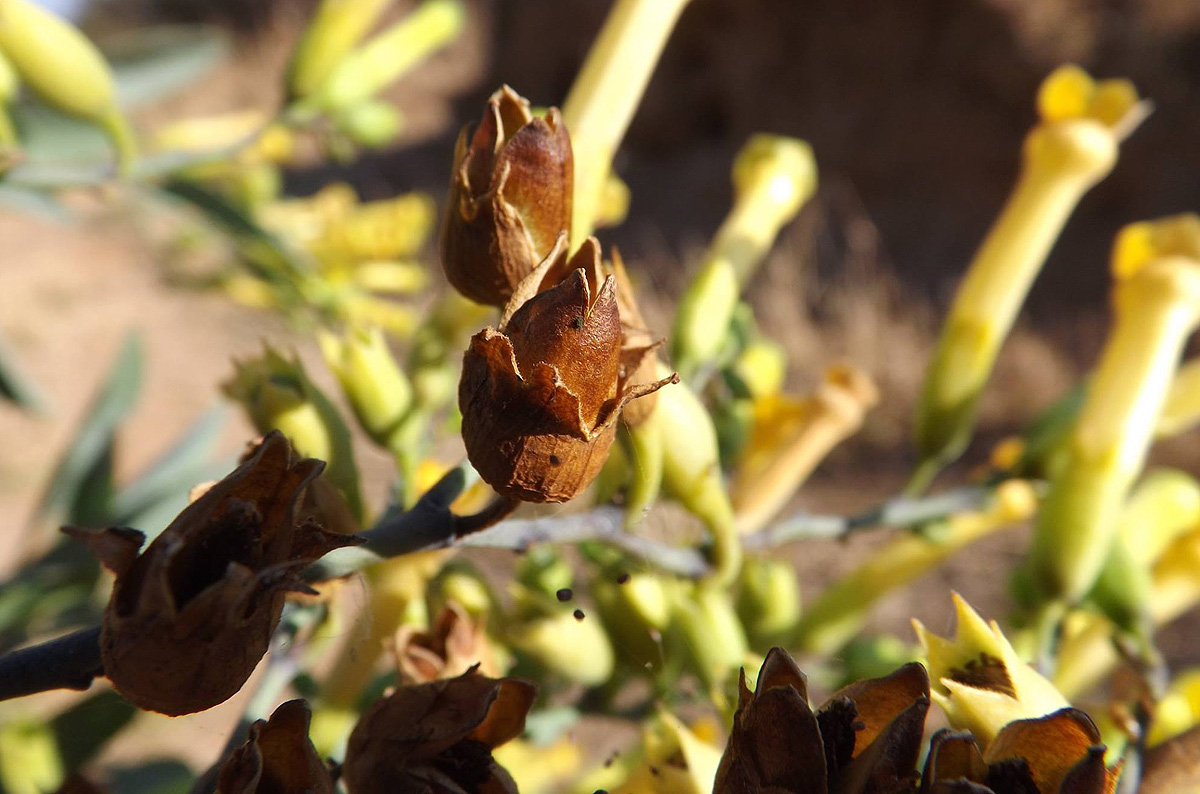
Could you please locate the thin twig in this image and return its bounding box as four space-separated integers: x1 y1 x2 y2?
0 470 1009 703
0 626 103 701
742 484 993 550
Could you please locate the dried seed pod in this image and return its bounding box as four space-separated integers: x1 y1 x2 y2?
394 601 502 684
715 647 930 794
921 709 1121 794
459 234 672 503
64 433 359 716
341 668 536 794
441 85 573 307
217 699 334 794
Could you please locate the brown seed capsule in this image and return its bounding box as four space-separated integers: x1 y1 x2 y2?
394 601 502 684
459 234 672 503
921 709 1121 794
715 647 930 794
441 85 573 307
216 699 334 794
342 668 536 794
64 432 360 716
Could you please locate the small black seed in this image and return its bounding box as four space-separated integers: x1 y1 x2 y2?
573 608 585 621
649 766 660 776
572 316 585 329
616 572 630 585
549 454 561 465
556 588 573 602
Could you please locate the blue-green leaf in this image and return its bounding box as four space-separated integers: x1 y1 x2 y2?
0 331 47 412
111 405 228 531
35 333 142 525
108 26 230 109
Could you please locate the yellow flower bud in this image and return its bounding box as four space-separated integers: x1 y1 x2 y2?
915 594 1070 748
336 99 404 148
506 595 615 687
0 0 134 167
607 712 723 794
0 48 16 104
1148 669 1200 746
309 0 464 112
0 720 62 794
1029 216 1200 604
735 555 801 650
593 570 671 669
671 135 817 380
595 170 631 229
223 345 363 519
731 338 788 399
668 582 749 694
656 361 742 585
287 0 391 100
913 65 1148 486
318 326 413 448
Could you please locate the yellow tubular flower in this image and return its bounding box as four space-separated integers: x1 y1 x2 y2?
563 0 694 243
1027 215 1200 605
796 480 1037 656
1148 669 1200 746
1157 357 1200 438
309 0 464 112
656 361 742 586
577 711 722 794
287 0 391 100
671 136 817 381
913 66 1148 489
0 0 135 168
732 364 877 535
915 594 1070 748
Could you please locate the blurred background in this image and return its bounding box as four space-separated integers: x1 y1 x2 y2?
3 0 1200 774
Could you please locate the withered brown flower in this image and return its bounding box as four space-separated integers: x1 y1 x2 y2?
341 667 536 794
459 234 673 503
441 85 573 307
920 709 1120 794
217 699 334 794
395 601 502 684
715 646 930 794
65 432 359 716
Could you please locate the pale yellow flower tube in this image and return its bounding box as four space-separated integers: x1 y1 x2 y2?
671 135 817 381
912 67 1148 489
795 480 1037 656
731 364 877 535
1028 223 1200 604
1156 358 1200 438
563 0 693 244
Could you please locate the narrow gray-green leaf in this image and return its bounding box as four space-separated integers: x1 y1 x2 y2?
36 333 142 523
109 25 230 108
